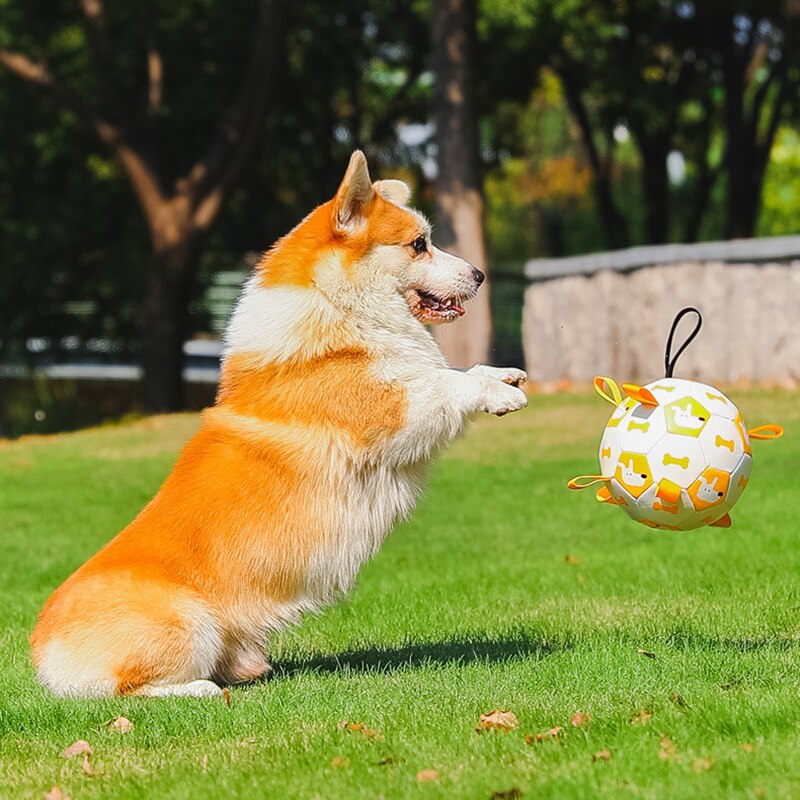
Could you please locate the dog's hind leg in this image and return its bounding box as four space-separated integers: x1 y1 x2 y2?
33 573 225 698
213 634 272 685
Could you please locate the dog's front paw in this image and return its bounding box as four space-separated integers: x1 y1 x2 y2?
481 380 528 417
469 365 527 387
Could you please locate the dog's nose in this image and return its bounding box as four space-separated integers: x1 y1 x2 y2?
472 268 485 286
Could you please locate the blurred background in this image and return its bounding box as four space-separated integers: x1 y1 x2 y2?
1 0 799 437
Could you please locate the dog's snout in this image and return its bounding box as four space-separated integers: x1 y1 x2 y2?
472 268 486 286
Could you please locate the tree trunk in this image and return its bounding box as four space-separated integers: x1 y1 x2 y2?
683 93 718 243
684 163 718 243
140 243 198 413
724 54 750 239
432 0 492 368
638 136 670 244
557 67 629 250
140 201 203 413
0 0 279 415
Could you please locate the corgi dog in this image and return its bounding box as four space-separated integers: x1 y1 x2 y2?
31 151 528 698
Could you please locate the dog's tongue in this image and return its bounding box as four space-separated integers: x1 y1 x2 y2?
439 296 465 316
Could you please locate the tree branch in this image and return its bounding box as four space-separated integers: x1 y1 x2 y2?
147 34 163 116
0 47 100 129
79 0 111 70
96 121 167 224
552 53 628 249
1 47 59 91
0 46 165 225
748 49 783 142
184 0 279 204
756 63 791 169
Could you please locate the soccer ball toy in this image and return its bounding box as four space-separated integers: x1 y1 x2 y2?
568 308 783 531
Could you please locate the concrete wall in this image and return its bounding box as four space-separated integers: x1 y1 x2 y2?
522 237 800 387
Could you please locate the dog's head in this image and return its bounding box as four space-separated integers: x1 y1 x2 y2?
260 151 484 326
328 151 484 325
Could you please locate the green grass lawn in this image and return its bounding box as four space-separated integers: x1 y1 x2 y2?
1 389 799 799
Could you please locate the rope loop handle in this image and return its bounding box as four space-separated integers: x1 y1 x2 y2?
593 376 622 406
664 307 703 378
567 475 612 490
748 424 784 440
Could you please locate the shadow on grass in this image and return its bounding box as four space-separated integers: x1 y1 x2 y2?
272 626 800 681
272 629 568 679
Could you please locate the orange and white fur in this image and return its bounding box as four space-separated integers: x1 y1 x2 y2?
31 152 528 698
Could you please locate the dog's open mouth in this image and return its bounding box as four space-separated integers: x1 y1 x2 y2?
406 289 466 324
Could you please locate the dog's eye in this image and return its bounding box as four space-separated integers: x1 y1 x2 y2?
409 235 427 255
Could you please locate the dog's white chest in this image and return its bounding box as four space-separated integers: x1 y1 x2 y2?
303 461 426 599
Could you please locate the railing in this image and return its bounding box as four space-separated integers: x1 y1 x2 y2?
525 235 800 281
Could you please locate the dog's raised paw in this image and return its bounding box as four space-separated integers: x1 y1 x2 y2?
481 381 528 416
469 365 527 387
497 367 527 387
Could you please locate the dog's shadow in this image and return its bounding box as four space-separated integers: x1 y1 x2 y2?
270 629 567 680
268 626 796 682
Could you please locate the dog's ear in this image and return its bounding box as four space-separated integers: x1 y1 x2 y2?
373 179 411 207
333 151 374 234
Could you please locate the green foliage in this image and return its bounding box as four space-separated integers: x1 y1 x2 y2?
757 128 800 236
481 0 800 250
1 389 799 796
1 0 799 394
0 0 432 368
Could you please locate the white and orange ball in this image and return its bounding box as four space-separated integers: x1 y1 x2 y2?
599 378 751 530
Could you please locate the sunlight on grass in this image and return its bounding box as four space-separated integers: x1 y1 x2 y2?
1 390 798 799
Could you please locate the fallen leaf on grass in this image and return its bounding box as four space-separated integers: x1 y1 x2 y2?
44 788 70 800
658 735 678 761
570 712 590 729
476 709 518 733
107 716 134 734
337 721 384 739
564 555 581 565
222 688 231 707
669 693 688 709
330 756 350 768
60 740 92 758
637 648 657 659
740 743 755 753
490 788 523 799
592 750 612 762
417 770 439 782
82 755 97 777
692 757 713 773
524 726 563 745
629 710 652 726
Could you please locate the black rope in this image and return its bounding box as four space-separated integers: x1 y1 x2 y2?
664 306 703 378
